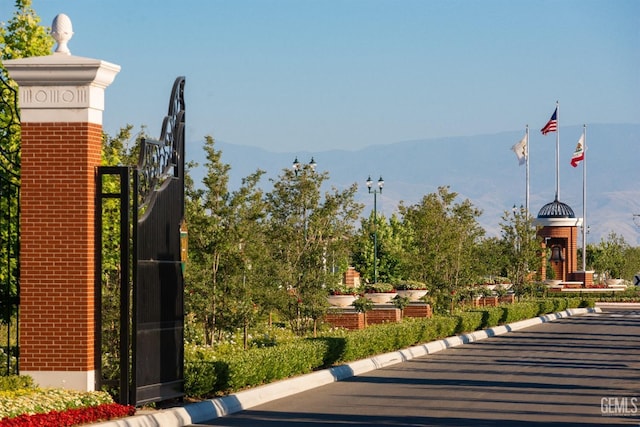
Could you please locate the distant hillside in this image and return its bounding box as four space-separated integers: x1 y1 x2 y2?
186 123 640 246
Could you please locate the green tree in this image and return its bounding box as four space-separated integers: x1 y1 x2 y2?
352 213 411 284
498 205 541 293
398 187 484 313
0 0 54 326
399 186 484 289
473 236 509 280
1 0 54 61
184 136 232 345
592 231 629 280
621 246 640 281
214 169 268 349
265 162 362 336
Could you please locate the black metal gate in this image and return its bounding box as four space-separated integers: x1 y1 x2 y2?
96 77 186 405
0 73 21 376
132 76 186 405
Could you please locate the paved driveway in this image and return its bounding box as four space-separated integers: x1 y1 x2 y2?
190 308 640 426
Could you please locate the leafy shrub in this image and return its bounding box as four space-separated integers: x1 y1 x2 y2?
552 298 569 312
455 311 484 334
185 339 328 395
578 298 595 308
477 307 505 328
428 316 459 340
0 376 34 392
184 360 221 398
363 283 395 293
392 280 428 290
183 299 588 398
328 284 359 296
537 299 555 315
502 302 539 323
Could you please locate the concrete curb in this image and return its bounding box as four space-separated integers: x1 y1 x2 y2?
595 302 640 309
92 307 601 426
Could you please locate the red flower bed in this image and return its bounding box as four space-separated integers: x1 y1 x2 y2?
0 403 135 427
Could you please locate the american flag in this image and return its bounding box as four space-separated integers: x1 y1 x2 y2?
540 108 558 135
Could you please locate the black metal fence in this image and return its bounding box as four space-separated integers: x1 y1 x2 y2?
0 73 21 376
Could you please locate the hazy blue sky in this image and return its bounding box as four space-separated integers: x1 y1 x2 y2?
2 0 639 152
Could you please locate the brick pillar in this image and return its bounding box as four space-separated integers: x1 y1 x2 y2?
5 53 119 390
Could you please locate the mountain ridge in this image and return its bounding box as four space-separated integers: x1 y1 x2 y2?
186 123 640 245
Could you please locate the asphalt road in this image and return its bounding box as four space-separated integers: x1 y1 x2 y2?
190 308 640 426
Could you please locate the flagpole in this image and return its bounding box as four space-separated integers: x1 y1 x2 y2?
555 101 560 200
582 124 587 272
525 124 530 215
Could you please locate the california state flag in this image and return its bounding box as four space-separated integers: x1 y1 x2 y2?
570 133 585 167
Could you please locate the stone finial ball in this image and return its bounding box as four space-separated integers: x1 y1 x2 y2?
51 13 74 54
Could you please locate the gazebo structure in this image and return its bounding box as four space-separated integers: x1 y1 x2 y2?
535 198 592 286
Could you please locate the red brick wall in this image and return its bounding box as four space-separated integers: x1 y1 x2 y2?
343 267 360 287
20 122 102 371
538 225 579 282
325 311 365 330
367 307 401 325
403 304 432 318
569 271 594 286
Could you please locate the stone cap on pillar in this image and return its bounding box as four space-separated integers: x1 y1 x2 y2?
3 13 120 124
4 54 121 124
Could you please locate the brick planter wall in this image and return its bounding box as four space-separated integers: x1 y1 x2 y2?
474 296 499 307
325 310 365 330
366 306 401 325
498 294 515 304
403 303 432 319
570 271 594 287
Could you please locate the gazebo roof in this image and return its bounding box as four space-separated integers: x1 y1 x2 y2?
537 198 575 218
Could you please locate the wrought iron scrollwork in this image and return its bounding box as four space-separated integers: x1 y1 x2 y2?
0 72 21 183
0 71 21 376
137 77 185 212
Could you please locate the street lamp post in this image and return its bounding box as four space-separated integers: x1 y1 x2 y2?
366 175 384 284
293 156 316 176
293 157 316 240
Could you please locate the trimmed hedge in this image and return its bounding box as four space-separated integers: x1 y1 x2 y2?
455 311 484 334
502 301 539 323
184 298 589 397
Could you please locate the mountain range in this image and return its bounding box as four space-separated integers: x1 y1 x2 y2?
185 123 640 246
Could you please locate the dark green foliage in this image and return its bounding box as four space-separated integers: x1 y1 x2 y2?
184 360 224 398
455 311 484 334
552 298 569 312
183 298 588 398
537 299 555 316
476 307 506 328
579 298 595 308
502 302 539 323
0 375 34 391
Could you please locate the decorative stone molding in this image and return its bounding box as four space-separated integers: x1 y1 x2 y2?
4 55 120 123
535 217 583 228
4 13 119 123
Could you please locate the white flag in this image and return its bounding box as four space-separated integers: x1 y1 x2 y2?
511 134 527 166
570 133 585 167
